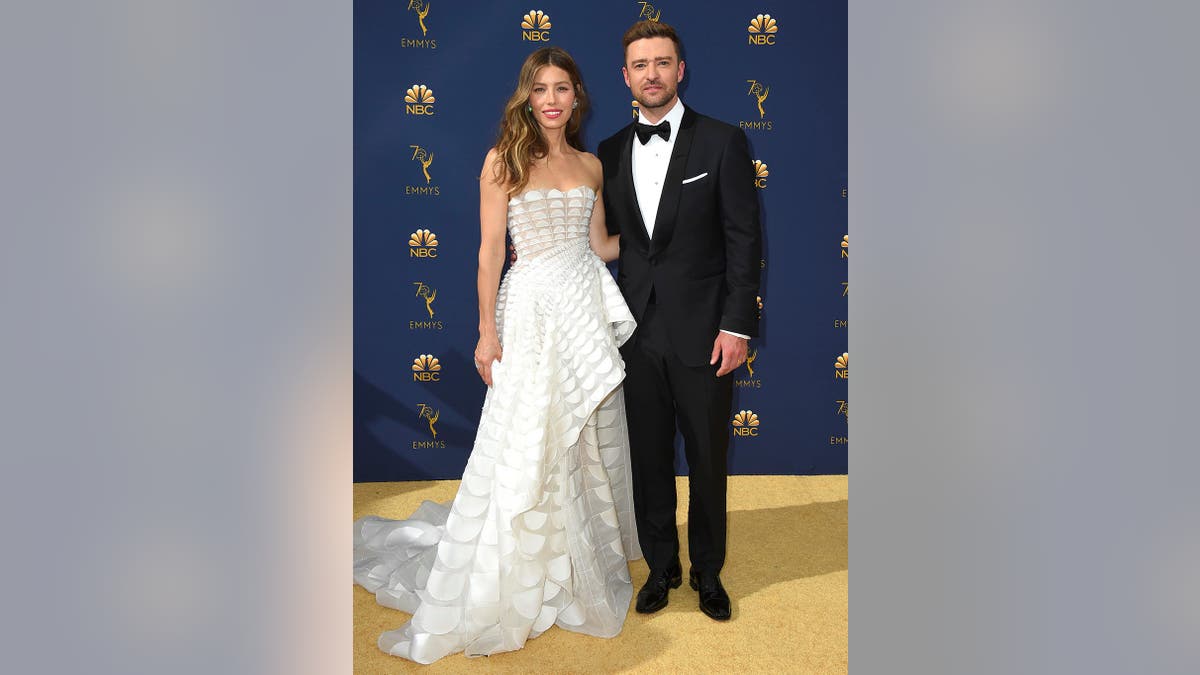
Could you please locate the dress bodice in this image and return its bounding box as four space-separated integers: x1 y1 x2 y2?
506 185 596 262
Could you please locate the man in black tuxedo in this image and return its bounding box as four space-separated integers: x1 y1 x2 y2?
597 20 762 621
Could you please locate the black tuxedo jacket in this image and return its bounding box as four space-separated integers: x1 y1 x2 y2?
598 106 762 367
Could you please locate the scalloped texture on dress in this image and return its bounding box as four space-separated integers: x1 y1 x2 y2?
353 185 641 664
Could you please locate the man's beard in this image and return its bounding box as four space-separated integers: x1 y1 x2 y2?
635 84 675 110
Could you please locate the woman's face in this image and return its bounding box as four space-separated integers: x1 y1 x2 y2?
528 65 577 131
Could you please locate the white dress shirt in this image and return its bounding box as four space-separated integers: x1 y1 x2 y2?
630 99 750 342
631 97 686 238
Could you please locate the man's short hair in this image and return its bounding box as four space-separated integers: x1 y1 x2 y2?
622 20 682 62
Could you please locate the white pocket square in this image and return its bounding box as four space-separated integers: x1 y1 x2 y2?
681 173 708 184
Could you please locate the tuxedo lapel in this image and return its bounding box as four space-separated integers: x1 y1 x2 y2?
648 107 697 256
617 125 651 250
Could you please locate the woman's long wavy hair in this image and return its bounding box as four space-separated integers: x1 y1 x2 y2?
489 47 590 196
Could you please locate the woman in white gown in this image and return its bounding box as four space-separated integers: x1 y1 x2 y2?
353 47 641 664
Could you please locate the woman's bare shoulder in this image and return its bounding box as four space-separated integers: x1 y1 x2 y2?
580 151 603 187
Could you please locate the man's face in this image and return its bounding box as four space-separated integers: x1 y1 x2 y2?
622 36 685 113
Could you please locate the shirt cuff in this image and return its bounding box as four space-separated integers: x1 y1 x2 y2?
720 329 750 340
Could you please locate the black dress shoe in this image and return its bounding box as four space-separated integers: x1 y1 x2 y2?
635 560 682 614
689 569 731 621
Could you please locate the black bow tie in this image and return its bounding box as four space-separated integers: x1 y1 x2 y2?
635 120 671 144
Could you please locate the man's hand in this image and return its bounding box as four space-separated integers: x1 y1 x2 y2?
710 331 749 377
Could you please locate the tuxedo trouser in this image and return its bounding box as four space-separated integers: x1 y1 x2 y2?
622 300 733 576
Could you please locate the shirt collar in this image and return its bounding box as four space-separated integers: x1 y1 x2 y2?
637 97 685 132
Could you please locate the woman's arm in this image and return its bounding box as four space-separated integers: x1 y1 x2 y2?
475 149 509 386
588 191 620 262
585 154 620 262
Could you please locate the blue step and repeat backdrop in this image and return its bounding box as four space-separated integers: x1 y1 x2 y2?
355 0 847 481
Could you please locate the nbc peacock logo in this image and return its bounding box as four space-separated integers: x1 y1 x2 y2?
637 1 663 22
631 100 640 120
835 352 848 380
747 14 778 45
753 160 769 189
731 410 761 437
409 229 439 258
412 354 442 382
405 84 436 116
521 10 551 41
841 234 848 259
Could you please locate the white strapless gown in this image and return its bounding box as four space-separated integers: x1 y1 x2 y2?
353 185 641 663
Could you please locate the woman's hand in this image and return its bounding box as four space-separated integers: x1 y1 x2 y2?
474 335 503 386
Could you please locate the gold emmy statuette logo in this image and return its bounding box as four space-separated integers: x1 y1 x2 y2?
841 234 848 259
402 1 436 48
835 352 848 380
521 10 551 41
406 146 439 195
408 0 431 36
740 81 773 131
405 84 436 116
409 144 437 187
747 14 778 45
753 159 769 189
841 281 848 298
731 410 761 437
746 80 770 119
836 399 848 420
637 2 662 22
735 348 761 388
412 354 442 382
413 281 437 318
409 282 443 330
631 100 640 119
417 403 439 438
409 229 439 258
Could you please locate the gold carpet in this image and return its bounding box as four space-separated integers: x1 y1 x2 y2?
354 475 847 674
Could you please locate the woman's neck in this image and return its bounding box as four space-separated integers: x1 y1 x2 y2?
542 127 570 156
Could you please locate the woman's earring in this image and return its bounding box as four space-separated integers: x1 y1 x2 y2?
572 101 578 109
527 104 532 112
